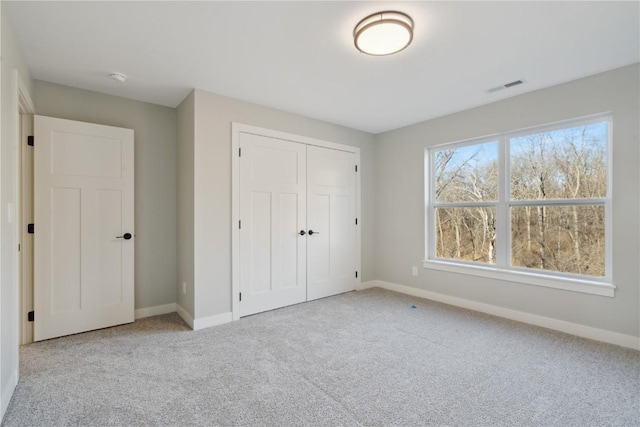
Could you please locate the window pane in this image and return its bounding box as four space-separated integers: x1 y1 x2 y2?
434 141 498 202
511 205 605 277
435 207 497 264
510 122 607 200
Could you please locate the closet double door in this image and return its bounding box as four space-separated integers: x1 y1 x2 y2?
239 132 357 317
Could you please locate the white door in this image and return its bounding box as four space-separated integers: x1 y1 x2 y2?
34 116 134 341
307 146 357 300
239 133 307 316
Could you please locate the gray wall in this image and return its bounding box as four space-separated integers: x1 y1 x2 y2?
33 81 178 311
188 89 376 319
176 91 194 315
1 3 33 414
374 64 640 337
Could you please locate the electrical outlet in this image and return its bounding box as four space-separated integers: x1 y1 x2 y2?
412 266 418 277
182 281 187 295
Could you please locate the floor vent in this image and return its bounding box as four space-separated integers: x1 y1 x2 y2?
487 79 525 93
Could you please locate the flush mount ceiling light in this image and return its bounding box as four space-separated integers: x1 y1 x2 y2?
354 11 414 56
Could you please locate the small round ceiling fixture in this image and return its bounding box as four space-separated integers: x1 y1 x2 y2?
354 11 414 56
109 72 127 83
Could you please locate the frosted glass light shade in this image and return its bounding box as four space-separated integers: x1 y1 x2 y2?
354 11 414 56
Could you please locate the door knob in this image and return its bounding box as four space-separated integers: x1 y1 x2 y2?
299 230 306 236
308 230 320 235
116 233 132 240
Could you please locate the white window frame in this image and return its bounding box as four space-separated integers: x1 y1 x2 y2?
424 113 615 297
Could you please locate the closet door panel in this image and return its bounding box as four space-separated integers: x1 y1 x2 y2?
307 146 357 300
239 133 307 316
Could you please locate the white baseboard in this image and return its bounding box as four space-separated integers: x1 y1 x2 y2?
1 369 18 419
134 303 177 320
356 281 376 291
358 280 640 350
175 305 232 331
193 312 233 331
175 304 194 329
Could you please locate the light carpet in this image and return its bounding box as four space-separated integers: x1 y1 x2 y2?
2 288 639 426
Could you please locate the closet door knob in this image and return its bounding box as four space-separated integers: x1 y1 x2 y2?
116 233 132 240
308 230 320 235
299 230 306 236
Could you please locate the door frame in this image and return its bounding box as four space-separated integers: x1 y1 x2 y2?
231 123 361 321
15 72 35 346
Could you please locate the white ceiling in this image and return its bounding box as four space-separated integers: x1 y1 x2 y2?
5 1 639 134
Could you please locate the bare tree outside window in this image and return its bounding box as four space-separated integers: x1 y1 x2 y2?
434 142 498 263
429 119 608 279
509 123 607 276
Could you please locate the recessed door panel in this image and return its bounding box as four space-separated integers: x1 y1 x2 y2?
331 195 352 278
96 189 123 307
279 193 300 290
250 146 299 184
51 131 122 178
249 191 272 295
308 193 330 283
51 188 81 314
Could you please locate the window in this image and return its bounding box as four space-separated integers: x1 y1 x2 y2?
425 115 613 296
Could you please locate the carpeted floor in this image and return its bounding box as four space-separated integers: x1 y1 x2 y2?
2 288 639 426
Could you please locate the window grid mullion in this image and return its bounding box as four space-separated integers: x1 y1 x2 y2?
434 199 606 209
508 198 606 207
433 201 498 208
427 150 435 260
497 137 509 268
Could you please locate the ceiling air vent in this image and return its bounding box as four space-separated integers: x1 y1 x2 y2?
487 79 525 93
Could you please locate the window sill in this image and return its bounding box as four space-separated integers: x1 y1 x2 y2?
422 260 615 297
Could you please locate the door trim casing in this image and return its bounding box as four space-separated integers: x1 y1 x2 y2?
17 71 35 346
231 123 361 321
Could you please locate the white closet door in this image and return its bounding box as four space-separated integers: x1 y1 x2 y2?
239 133 307 316
34 116 134 341
307 146 357 301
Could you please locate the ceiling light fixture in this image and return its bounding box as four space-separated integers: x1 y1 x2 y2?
109 72 127 83
354 11 414 56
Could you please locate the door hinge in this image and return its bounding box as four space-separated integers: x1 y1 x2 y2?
239 292 242 302
239 147 242 157
355 271 358 278
355 165 358 172
28 311 34 322
27 136 34 146
355 218 358 225
27 224 34 234
18 244 20 252
239 220 241 229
